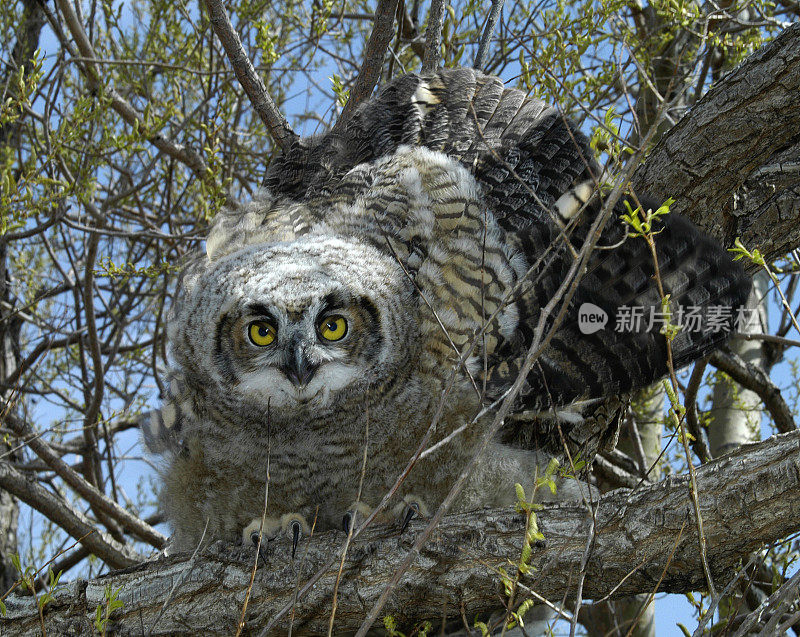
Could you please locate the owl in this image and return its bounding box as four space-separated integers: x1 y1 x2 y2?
142 68 750 554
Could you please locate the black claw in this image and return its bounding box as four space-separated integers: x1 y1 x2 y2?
249 531 269 568
290 520 302 558
342 512 353 534
400 502 419 534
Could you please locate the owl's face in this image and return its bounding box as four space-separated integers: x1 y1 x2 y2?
220 287 384 409
171 237 416 415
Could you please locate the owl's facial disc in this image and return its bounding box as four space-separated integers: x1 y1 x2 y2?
189 242 413 414
233 297 375 410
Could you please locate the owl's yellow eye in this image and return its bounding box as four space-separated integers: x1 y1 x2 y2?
248 321 276 346
319 315 347 341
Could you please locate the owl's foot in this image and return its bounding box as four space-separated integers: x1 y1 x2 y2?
342 501 373 534
392 495 430 533
242 513 310 559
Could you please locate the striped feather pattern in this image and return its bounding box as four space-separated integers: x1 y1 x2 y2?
145 68 750 552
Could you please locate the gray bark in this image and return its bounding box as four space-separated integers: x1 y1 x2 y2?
632 22 800 262
3 429 800 635
584 384 665 637
0 0 46 595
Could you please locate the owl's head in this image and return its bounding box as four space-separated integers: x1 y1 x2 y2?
168 236 416 416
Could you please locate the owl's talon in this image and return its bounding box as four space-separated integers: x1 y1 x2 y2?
242 514 309 559
248 531 270 568
243 518 274 568
243 517 272 546
400 504 418 533
393 495 430 533
290 519 302 558
280 514 310 559
342 501 373 534
342 511 354 534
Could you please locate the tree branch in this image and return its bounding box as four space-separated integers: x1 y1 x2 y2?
52 0 209 176
201 0 297 150
4 430 800 635
0 462 141 571
473 0 505 70
633 22 800 262
709 349 796 433
421 0 446 73
4 415 167 549
338 0 400 125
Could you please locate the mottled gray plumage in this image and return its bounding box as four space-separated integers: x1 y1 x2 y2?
143 69 750 552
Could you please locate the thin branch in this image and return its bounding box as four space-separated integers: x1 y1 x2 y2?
52 0 209 176
685 357 712 462
338 0 400 125
474 0 505 70
709 349 796 433
0 461 140 569
201 0 297 150
593 453 642 489
421 0 446 73
625 413 651 478
4 415 167 548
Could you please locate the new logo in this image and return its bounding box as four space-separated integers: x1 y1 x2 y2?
578 303 608 334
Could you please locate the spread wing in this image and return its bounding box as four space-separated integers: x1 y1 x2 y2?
262 68 751 418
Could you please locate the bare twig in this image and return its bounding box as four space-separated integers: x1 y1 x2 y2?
641 221 716 598
625 413 652 477
684 357 712 462
593 454 642 489
569 510 597 637
624 521 686 637
338 0 400 125
236 407 270 637
731 565 800 636
146 521 208 637
709 350 796 434
201 0 297 150
474 0 505 70
328 416 369 635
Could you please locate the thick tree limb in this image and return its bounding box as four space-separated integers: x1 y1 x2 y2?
4 430 800 635
633 22 800 262
202 0 297 150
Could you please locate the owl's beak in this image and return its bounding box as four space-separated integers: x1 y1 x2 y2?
282 344 318 388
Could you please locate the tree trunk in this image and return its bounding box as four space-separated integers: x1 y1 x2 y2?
0 0 46 596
